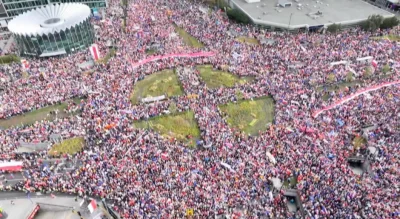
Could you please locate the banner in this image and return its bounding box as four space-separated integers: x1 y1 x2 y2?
0 161 23 171
313 80 400 118
27 205 40 219
21 59 29 70
88 200 98 213
131 51 216 69
90 44 101 61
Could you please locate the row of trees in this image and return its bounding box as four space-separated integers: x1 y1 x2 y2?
327 15 399 33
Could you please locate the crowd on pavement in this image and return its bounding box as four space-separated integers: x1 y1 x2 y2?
0 0 399 218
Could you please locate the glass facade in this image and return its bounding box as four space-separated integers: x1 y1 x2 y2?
1 0 106 18
13 17 95 56
50 0 106 9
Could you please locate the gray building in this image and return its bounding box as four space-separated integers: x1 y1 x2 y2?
0 0 106 23
8 3 95 57
227 0 394 31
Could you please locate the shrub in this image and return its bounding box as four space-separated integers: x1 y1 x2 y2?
345 72 354 82
326 73 336 83
382 64 391 73
380 17 399 29
327 23 341 33
227 9 250 24
361 14 384 32
0 54 20 64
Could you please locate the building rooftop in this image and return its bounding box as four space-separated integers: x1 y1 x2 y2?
230 0 394 29
0 195 106 219
8 3 91 36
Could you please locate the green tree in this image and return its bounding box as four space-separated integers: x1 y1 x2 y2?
227 9 250 24
361 14 384 32
327 23 341 33
380 17 400 29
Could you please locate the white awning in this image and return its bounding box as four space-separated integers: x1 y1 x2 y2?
8 3 91 36
39 49 67 57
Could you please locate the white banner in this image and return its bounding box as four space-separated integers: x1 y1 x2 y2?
90 44 101 61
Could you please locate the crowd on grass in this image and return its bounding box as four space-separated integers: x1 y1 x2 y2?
0 0 399 218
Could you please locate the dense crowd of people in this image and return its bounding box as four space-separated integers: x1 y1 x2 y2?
0 0 399 218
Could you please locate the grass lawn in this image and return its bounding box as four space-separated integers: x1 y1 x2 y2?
48 137 85 156
197 65 255 89
174 25 204 48
130 69 183 105
133 111 200 147
98 48 116 64
219 97 275 136
236 36 260 45
283 176 298 189
353 136 367 150
146 48 157 55
371 34 400 41
0 98 82 128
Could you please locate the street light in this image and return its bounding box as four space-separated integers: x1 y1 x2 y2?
288 13 293 30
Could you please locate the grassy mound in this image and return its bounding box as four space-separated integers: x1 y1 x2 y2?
236 36 259 45
130 69 183 105
0 54 20 65
0 98 82 128
353 136 367 150
197 65 254 89
48 137 85 155
219 97 275 136
174 25 204 48
133 111 200 147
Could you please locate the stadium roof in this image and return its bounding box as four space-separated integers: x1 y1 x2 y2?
8 3 91 36
230 0 394 29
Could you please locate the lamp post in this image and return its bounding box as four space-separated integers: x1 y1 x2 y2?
288 13 293 31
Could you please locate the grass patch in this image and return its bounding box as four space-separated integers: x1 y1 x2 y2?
98 48 116 64
236 36 259 45
146 48 157 55
219 97 275 136
371 34 400 41
353 136 367 150
0 54 20 65
317 81 360 92
174 25 204 48
0 98 82 129
133 111 200 147
130 69 183 105
48 137 85 156
283 176 298 188
197 65 254 89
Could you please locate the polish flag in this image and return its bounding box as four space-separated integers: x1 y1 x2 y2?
0 161 23 171
87 200 97 213
371 60 378 68
161 152 169 160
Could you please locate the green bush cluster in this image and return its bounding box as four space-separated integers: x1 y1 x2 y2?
326 23 342 33
227 9 250 24
0 54 20 64
361 15 399 31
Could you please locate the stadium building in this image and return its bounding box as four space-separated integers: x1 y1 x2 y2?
227 0 395 31
7 3 95 57
0 0 106 18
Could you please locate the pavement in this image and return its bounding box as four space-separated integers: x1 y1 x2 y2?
0 194 108 219
0 172 24 187
2 35 13 54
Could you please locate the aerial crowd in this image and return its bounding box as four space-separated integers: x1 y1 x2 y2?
0 0 399 218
